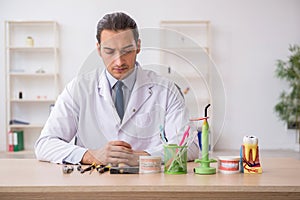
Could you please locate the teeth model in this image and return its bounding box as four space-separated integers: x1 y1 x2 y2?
243 136 258 162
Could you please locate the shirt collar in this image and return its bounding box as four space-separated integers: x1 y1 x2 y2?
105 62 139 91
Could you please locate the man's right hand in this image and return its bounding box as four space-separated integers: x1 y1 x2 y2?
81 141 134 166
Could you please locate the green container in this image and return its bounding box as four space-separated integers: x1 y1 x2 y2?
164 144 187 174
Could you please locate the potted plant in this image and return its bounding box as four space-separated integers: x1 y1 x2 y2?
274 44 300 145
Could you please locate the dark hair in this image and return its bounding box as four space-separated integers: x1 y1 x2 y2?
96 12 139 44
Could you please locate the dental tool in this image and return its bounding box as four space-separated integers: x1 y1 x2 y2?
159 125 168 144
192 104 217 175
179 126 190 146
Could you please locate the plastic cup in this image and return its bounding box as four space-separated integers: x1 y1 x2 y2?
164 144 187 174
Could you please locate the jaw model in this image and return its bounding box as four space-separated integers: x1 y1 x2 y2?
243 136 258 162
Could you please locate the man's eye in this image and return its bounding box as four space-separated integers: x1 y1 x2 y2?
121 49 134 55
104 49 115 55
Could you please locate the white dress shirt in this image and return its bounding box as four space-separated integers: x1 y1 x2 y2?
106 66 137 113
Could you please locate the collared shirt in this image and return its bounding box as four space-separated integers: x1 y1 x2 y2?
105 64 137 112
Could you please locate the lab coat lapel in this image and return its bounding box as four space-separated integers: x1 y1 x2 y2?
122 68 153 125
97 71 121 124
98 71 112 101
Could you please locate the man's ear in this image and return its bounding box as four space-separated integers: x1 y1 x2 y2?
96 42 102 57
136 39 141 54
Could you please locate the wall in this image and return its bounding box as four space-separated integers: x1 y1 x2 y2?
0 0 299 151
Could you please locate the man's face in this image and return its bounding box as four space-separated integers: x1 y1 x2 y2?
97 29 140 80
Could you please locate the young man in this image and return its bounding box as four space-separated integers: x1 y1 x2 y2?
35 12 199 166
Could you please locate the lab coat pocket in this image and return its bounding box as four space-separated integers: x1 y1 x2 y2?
135 112 151 128
125 105 165 139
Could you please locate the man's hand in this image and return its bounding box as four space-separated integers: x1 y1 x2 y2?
81 141 149 166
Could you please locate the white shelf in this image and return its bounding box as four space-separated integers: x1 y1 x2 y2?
7 46 58 51
0 150 35 158
5 20 57 25
161 20 210 25
9 124 44 129
5 20 59 152
159 20 212 128
9 73 58 77
10 99 56 103
160 47 209 53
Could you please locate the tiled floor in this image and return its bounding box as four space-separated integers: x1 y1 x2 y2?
1 149 299 159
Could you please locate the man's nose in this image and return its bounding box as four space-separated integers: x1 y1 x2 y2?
113 53 125 66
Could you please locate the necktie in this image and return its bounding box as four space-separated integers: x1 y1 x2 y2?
114 81 124 120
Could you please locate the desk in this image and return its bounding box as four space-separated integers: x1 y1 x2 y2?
0 158 299 200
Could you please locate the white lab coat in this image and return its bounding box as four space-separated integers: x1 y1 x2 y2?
35 65 199 164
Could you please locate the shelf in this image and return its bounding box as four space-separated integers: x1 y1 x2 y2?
9 124 44 129
7 46 58 51
0 150 35 158
6 20 57 25
161 47 209 54
10 99 55 103
5 20 59 153
161 20 210 25
160 20 212 131
9 73 58 77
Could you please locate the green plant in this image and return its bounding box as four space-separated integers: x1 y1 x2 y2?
274 44 300 141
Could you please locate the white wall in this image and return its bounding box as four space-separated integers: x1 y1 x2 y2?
1 0 299 151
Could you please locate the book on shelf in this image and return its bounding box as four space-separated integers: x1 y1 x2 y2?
9 119 30 125
14 130 24 151
8 131 14 152
8 130 24 152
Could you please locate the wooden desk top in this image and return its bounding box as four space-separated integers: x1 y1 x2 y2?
0 158 299 199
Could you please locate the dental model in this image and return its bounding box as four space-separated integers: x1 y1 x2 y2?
240 135 262 174
243 136 258 162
